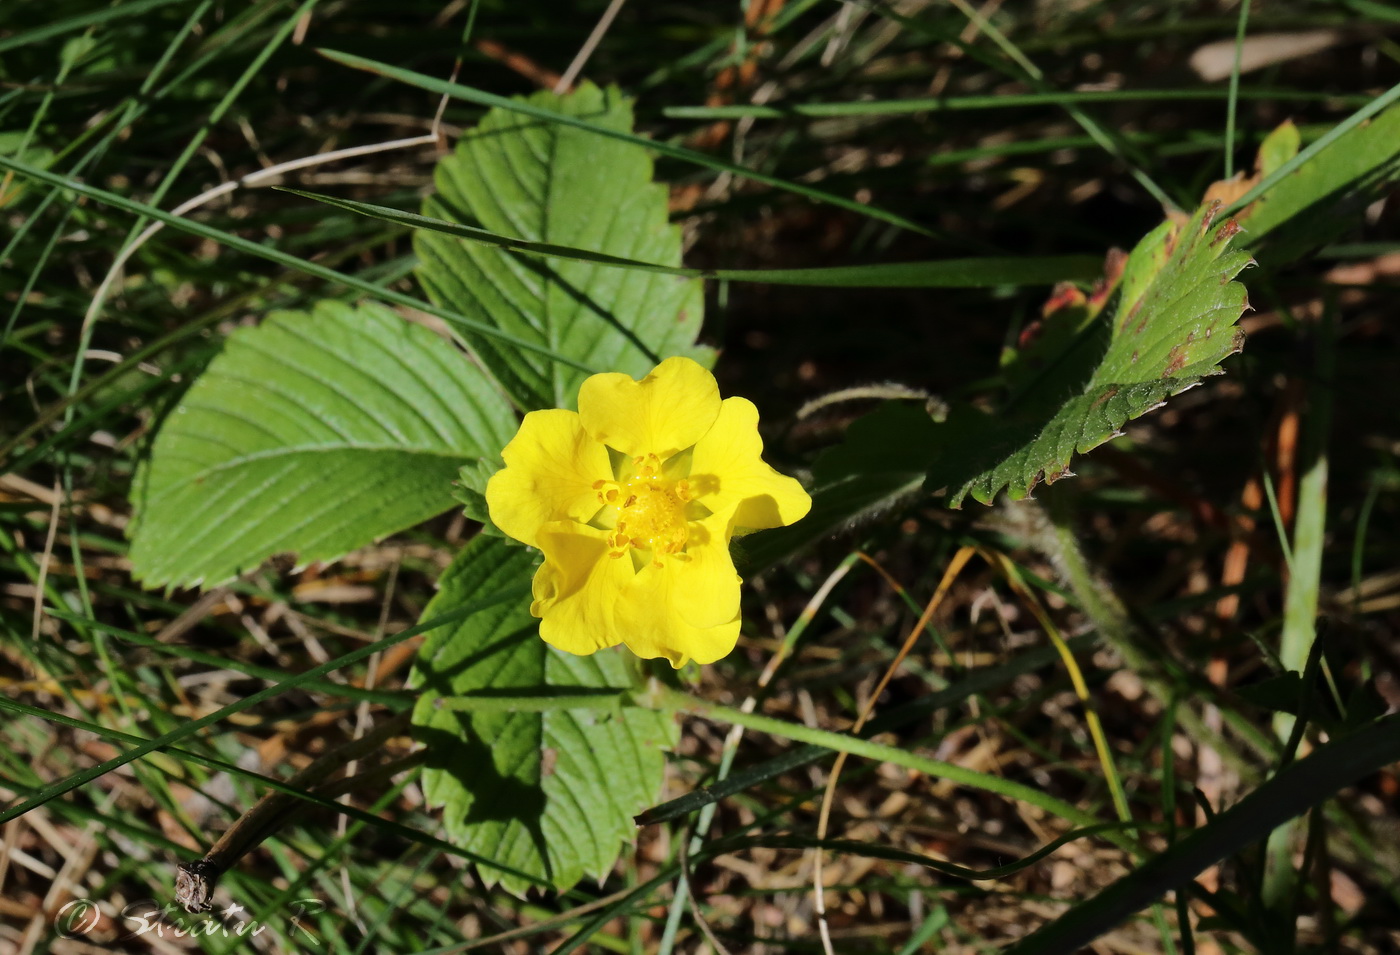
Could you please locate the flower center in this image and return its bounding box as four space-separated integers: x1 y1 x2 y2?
618 476 687 550
592 453 693 565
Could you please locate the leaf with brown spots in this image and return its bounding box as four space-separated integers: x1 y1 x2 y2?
741 203 1252 563
924 201 1252 505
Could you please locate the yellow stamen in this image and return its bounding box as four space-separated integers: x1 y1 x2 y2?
610 472 689 556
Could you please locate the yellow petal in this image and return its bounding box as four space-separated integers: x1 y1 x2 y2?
577 356 721 458
688 397 812 531
670 514 741 629
486 409 611 547
531 522 632 656
615 563 742 667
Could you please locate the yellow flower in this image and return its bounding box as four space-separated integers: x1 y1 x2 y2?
485 357 811 667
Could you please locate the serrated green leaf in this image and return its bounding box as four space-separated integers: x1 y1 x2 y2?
128 301 515 588
930 203 1252 506
410 536 677 896
451 459 504 537
414 82 707 411
739 206 1251 554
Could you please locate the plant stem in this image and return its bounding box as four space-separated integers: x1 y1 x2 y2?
175 713 416 912
1037 491 1274 774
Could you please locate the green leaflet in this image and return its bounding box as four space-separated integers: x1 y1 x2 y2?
128 301 515 588
934 203 1251 505
410 536 677 897
741 108 1400 564
414 82 709 412
783 202 1251 543
0 132 54 207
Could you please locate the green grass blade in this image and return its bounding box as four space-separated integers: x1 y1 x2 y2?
69 0 320 410
0 583 528 827
1223 0 1252 178
0 230 400 468
0 694 555 888
1264 311 1336 911
0 0 195 54
314 48 938 238
635 636 1091 826
284 187 1100 288
0 152 596 376
44 609 410 707
1222 81 1400 218
727 823 1159 882
1003 713 1400 954
878 0 1179 209
646 682 1130 849
662 87 1359 120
